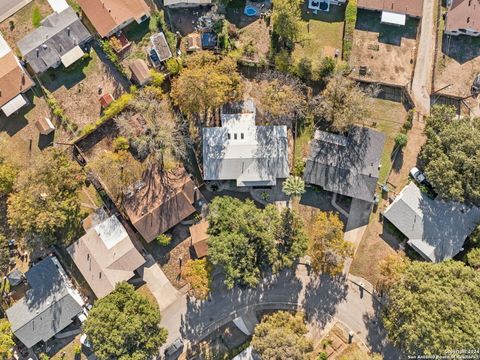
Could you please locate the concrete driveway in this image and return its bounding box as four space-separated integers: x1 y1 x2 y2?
0 0 32 23
138 259 180 311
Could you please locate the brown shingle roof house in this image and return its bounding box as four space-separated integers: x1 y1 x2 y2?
77 0 151 38
123 167 200 243
357 0 424 18
445 0 480 36
0 35 34 117
129 59 151 86
67 211 145 298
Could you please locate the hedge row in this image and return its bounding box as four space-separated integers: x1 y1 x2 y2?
343 0 357 62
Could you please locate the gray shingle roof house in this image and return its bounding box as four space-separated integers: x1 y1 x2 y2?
17 7 91 74
304 126 385 202
6 256 84 348
202 100 289 187
384 182 480 262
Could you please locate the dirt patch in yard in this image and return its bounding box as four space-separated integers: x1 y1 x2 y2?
40 45 129 142
158 238 193 289
0 0 52 51
350 9 418 86
236 18 271 64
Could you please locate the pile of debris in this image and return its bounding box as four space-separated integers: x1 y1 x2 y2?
472 73 480 96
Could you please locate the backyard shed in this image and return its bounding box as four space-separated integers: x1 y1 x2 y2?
150 32 172 62
129 59 151 86
189 221 209 258
99 93 115 108
36 117 55 135
7 268 23 287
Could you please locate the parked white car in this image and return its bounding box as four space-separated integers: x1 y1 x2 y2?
410 167 426 184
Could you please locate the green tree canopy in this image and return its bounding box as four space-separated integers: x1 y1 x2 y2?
309 211 352 275
171 52 243 121
7 149 85 245
207 196 307 288
419 105 480 205
252 311 313 360
382 261 480 355
182 258 213 299
83 282 167 360
0 319 14 359
0 162 17 196
272 0 303 47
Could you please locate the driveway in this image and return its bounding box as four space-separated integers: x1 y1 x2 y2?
0 0 31 23
138 259 180 311
411 0 436 115
159 266 400 359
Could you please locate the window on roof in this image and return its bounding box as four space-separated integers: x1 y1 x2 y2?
234 133 237 140
241 133 244 139
227 133 231 140
99 272 102 279
87 254 89 260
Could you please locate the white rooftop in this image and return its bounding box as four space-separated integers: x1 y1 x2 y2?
381 10 406 25
94 215 129 249
47 0 69 13
0 33 12 57
1 94 27 117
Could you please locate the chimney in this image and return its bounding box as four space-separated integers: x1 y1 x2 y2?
67 26 71 36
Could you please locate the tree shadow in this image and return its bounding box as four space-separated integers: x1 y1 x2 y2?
303 274 348 328
179 267 303 343
363 299 403 359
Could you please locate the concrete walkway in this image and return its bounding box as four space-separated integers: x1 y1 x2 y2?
411 0 437 115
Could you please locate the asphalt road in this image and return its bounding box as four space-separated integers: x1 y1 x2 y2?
159 265 400 359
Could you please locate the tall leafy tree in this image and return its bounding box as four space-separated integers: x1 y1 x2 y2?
272 0 303 47
207 196 306 288
274 209 308 270
315 74 377 132
252 311 313 360
0 319 14 359
7 148 85 244
182 258 213 300
309 212 352 275
171 52 243 121
382 261 480 355
83 282 167 360
0 162 17 196
419 105 480 205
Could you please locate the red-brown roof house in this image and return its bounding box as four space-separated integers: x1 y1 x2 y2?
445 0 480 36
357 0 423 24
77 0 151 38
189 220 209 258
123 167 201 242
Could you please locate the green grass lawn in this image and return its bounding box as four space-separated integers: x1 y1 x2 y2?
365 98 408 184
292 4 345 68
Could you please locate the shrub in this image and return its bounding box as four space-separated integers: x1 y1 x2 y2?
343 0 357 62
113 136 129 152
166 57 183 75
150 69 165 87
182 259 213 299
402 109 414 131
101 93 133 122
156 10 176 50
100 40 127 77
243 41 255 58
395 133 408 148
274 49 292 73
156 234 172 246
73 344 82 356
318 56 336 80
294 57 313 81
317 352 328 360
32 7 42 27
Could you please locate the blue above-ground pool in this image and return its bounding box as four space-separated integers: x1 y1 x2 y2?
244 5 258 16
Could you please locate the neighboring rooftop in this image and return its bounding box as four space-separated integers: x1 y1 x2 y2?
445 0 480 34
67 212 145 298
0 34 34 113
304 126 385 202
357 0 423 17
189 220 209 258
123 168 199 243
384 182 480 262
77 0 150 38
202 100 289 187
16 7 91 74
129 59 151 86
150 32 172 62
6 256 84 348
163 0 212 7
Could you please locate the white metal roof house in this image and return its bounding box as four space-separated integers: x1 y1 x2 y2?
202 100 289 187
6 256 84 348
384 182 480 262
